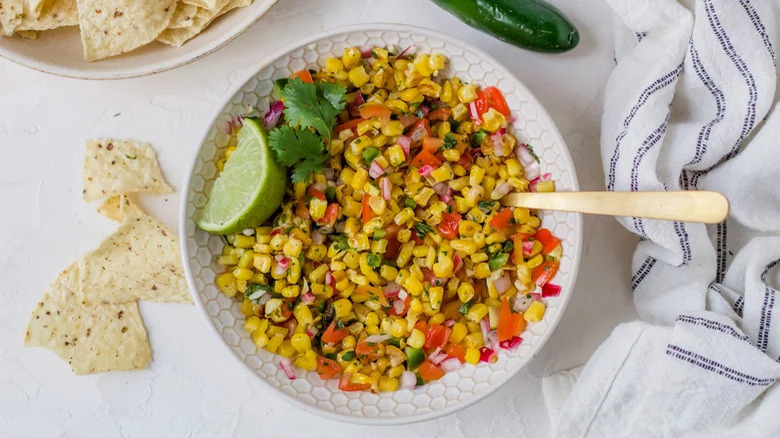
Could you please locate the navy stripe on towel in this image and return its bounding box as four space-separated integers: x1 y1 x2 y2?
666 345 776 386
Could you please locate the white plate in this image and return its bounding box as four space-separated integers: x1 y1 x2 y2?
180 23 582 425
0 0 278 80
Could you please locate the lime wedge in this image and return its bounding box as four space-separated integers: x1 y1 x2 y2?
197 118 286 234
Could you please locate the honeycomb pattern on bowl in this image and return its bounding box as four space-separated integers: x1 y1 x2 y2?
182 26 581 424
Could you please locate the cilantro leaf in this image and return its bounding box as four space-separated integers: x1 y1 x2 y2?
471 130 489 147
442 133 457 150
279 78 345 140
268 125 326 182
332 234 351 251
526 144 540 163
415 222 435 239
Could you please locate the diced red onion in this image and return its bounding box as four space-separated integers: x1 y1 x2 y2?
516 144 540 180
301 292 315 304
277 257 290 269
311 230 324 245
382 177 391 200
325 271 334 287
364 334 392 343
282 319 297 338
440 191 453 204
256 294 271 306
418 165 434 177
279 358 296 380
350 91 365 118
242 228 255 236
498 336 523 350
453 254 463 273
530 292 542 301
335 221 346 233
223 120 233 135
400 371 417 389
409 125 427 143
398 289 408 300
542 283 561 297
479 347 497 363
361 47 373 58
233 114 244 127
306 326 319 338
312 182 326 193
384 282 401 297
369 160 385 178
323 168 336 180
522 241 534 256
419 104 430 117
469 101 480 122
428 347 446 365
397 44 414 59
494 274 512 293
444 319 455 327
432 182 449 196
399 115 419 128
440 357 462 372
397 136 411 159
270 228 281 237
393 298 406 314
491 132 507 157
264 101 284 129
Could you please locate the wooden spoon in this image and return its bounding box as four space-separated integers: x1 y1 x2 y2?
501 191 729 224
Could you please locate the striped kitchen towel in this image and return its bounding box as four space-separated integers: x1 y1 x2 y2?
544 0 780 436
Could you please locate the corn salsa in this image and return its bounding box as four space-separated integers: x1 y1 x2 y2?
213 46 563 392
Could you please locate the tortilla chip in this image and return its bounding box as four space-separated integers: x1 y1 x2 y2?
79 214 192 305
0 0 24 35
168 1 197 29
16 0 77 31
28 0 45 17
97 194 145 222
181 0 219 11
76 0 177 61
156 0 242 47
82 139 172 202
16 28 37 38
24 264 152 375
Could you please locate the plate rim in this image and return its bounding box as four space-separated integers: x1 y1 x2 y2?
0 0 280 80
179 22 583 425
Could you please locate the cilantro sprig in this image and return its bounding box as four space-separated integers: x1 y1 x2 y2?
268 78 347 182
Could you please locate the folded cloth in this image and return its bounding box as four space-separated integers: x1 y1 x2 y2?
544 0 780 436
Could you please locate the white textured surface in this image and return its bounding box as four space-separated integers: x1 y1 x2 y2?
0 0 638 436
183 24 581 424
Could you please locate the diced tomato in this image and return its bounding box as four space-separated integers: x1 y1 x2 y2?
384 223 402 240
291 69 313 84
362 194 372 223
358 102 391 119
387 293 410 316
414 320 428 334
411 150 442 168
418 360 445 381
457 150 473 170
424 323 451 350
497 296 526 342
385 237 402 260
532 260 560 287
483 86 511 116
321 321 349 344
316 356 341 380
534 228 561 254
335 118 361 133
437 211 461 240
338 373 370 391
317 203 340 225
355 341 384 361
428 108 452 121
411 231 424 245
407 118 432 143
489 208 513 231
295 200 310 219
282 318 297 337
422 136 444 154
308 187 326 200
445 344 466 363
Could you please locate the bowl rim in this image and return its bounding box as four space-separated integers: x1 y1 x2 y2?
0 0 279 81
179 22 583 425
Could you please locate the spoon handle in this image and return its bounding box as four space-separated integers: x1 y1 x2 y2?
501 191 729 224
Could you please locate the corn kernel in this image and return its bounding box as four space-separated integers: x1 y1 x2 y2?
450 322 468 344
457 282 475 303
252 331 269 349
431 165 453 183
465 347 480 364
429 286 444 310
443 148 461 162
348 66 370 87
277 340 296 358
407 328 425 349
467 303 489 322
216 272 237 297
290 333 312 352
474 262 491 279
457 84 479 103
481 107 506 133
463 332 484 349
525 301 546 322
265 333 284 353
333 298 353 318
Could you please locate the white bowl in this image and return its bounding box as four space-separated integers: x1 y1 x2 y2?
0 0 278 80
180 23 582 424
